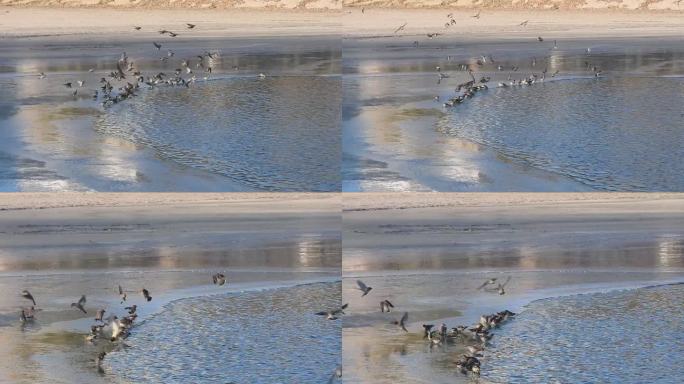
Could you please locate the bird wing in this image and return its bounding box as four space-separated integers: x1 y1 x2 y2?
118 285 123 294
476 281 490 290
400 312 408 326
116 62 126 79
356 280 367 291
501 276 512 287
315 311 328 316
385 300 394 308
78 295 86 306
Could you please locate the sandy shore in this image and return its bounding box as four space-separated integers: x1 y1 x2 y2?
343 8 684 39
0 7 340 38
343 192 683 211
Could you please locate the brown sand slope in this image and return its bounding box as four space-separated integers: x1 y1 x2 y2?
343 0 684 10
0 0 341 10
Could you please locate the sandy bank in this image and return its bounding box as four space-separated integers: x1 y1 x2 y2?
0 0 340 10
0 7 340 38
342 8 684 38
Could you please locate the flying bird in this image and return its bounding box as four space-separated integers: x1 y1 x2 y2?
394 22 407 34
118 285 127 303
356 280 372 297
71 295 87 314
186 23 196 29
212 273 226 286
141 288 152 302
21 290 36 306
315 304 348 320
392 312 409 332
380 299 394 313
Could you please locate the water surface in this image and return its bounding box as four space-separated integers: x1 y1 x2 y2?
342 38 684 191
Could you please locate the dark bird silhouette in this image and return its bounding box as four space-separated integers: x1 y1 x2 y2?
21 290 36 306
71 295 87 314
394 22 407 34
356 280 372 297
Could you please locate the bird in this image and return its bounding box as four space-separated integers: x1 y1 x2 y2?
472 11 481 19
77 80 85 87
96 351 106 372
118 285 127 303
392 312 409 332
212 273 226 286
20 307 35 322
95 309 106 322
125 305 137 315
518 20 529 27
328 365 342 383
422 324 434 338
497 276 512 295
109 316 123 341
133 26 141 30
356 280 372 297
38 72 46 79
394 22 407 34
153 42 162 50
537 36 544 42
141 288 152 302
71 295 87 314
380 299 394 313
258 73 267 79
315 303 348 320
477 278 497 290
186 23 196 29
63 82 72 88
21 290 36 306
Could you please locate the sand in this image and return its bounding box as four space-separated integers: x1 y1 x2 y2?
0 0 340 10
0 7 340 38
343 8 684 38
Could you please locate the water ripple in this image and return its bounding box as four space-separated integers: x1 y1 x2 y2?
439 77 684 191
484 283 684 383
107 282 341 384
96 76 341 192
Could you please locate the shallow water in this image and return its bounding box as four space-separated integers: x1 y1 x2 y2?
439 76 684 191
0 37 340 191
107 282 341 384
342 272 684 384
484 283 684 383
97 76 340 191
342 39 684 192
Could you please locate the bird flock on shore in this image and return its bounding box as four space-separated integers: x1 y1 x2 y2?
19 271 228 373
36 23 266 109
318 275 516 379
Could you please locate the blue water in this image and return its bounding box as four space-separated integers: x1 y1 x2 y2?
107 282 341 384
439 77 684 191
97 76 341 192
484 283 684 383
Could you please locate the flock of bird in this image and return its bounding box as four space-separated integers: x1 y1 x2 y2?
388 11 605 110
317 275 516 379
36 23 266 109
19 271 228 373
